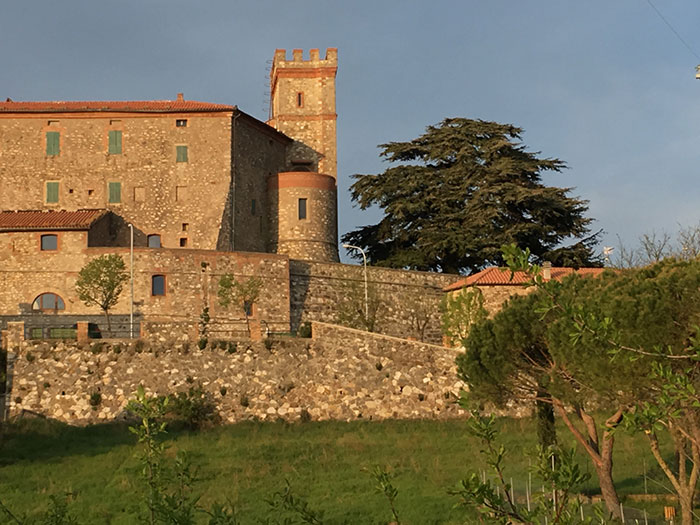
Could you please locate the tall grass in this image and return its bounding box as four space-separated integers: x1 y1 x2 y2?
0 416 673 523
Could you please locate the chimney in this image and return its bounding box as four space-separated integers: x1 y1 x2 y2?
542 261 552 281
176 93 184 101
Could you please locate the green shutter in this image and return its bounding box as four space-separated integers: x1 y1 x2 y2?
108 182 121 203
176 145 188 162
46 131 60 156
46 182 59 203
108 130 122 154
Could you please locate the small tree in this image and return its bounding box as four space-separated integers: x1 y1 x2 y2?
218 274 263 337
336 279 383 332
75 254 128 335
440 287 487 346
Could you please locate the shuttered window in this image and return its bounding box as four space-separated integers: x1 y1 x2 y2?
176 145 188 162
46 132 60 156
108 130 122 154
46 182 59 203
108 182 121 203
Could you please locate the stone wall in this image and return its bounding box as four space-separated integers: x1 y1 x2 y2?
289 260 459 344
0 246 291 333
6 321 466 424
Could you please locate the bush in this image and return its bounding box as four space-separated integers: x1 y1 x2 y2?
89 392 102 410
26 352 35 363
300 409 312 423
297 321 312 338
198 338 208 350
240 394 250 407
133 340 145 353
264 338 273 351
90 342 104 354
167 385 219 430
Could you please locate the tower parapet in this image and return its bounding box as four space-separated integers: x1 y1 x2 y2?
267 48 339 262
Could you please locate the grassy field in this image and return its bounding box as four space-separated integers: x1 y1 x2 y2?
0 416 675 524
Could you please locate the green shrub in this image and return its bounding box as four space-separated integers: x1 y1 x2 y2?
264 338 273 351
26 352 35 363
198 338 208 350
89 392 102 410
240 394 250 408
134 340 145 353
226 341 238 354
297 321 312 338
375 362 383 371
219 386 227 397
90 342 104 354
300 409 311 423
167 385 219 430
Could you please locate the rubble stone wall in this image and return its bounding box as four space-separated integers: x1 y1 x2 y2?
6 322 466 425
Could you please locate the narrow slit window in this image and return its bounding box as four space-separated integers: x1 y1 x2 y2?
296 92 304 107
298 198 307 220
251 199 256 215
151 275 166 296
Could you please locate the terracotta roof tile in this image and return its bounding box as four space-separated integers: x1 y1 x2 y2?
443 266 606 292
0 209 109 231
0 100 234 113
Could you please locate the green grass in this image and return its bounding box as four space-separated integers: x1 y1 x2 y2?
0 416 675 523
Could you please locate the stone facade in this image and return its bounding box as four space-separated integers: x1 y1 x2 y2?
6 322 466 424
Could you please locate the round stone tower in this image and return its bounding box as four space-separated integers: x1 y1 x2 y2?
267 48 339 262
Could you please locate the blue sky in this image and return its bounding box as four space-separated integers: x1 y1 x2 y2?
2 1 699 264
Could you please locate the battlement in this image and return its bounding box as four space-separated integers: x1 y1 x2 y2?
272 48 338 68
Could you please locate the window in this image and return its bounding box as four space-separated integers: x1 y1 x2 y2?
176 186 188 201
179 238 188 247
108 130 122 154
151 275 166 296
46 182 59 204
32 292 65 312
40 234 58 251
298 198 307 220
108 182 121 203
176 145 188 162
134 186 145 202
182 223 189 232
176 119 188 127
251 199 256 215
46 131 60 156
296 92 304 107
147 234 161 248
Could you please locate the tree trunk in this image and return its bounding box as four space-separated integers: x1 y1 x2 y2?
104 309 112 337
593 460 621 520
679 490 694 525
536 389 557 449
551 400 623 520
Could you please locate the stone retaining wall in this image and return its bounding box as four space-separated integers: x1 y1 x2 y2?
7 322 466 424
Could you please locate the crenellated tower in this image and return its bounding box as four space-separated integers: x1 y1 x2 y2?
267 48 339 262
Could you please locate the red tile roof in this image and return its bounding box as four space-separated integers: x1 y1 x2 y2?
0 99 235 113
443 266 606 292
0 210 109 231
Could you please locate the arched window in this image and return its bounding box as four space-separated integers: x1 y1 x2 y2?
32 293 65 312
147 234 161 248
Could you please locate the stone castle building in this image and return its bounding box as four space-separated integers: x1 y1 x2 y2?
0 48 457 342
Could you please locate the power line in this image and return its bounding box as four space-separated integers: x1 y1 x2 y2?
645 0 700 62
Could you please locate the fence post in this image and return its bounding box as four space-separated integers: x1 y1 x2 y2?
76 322 89 343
